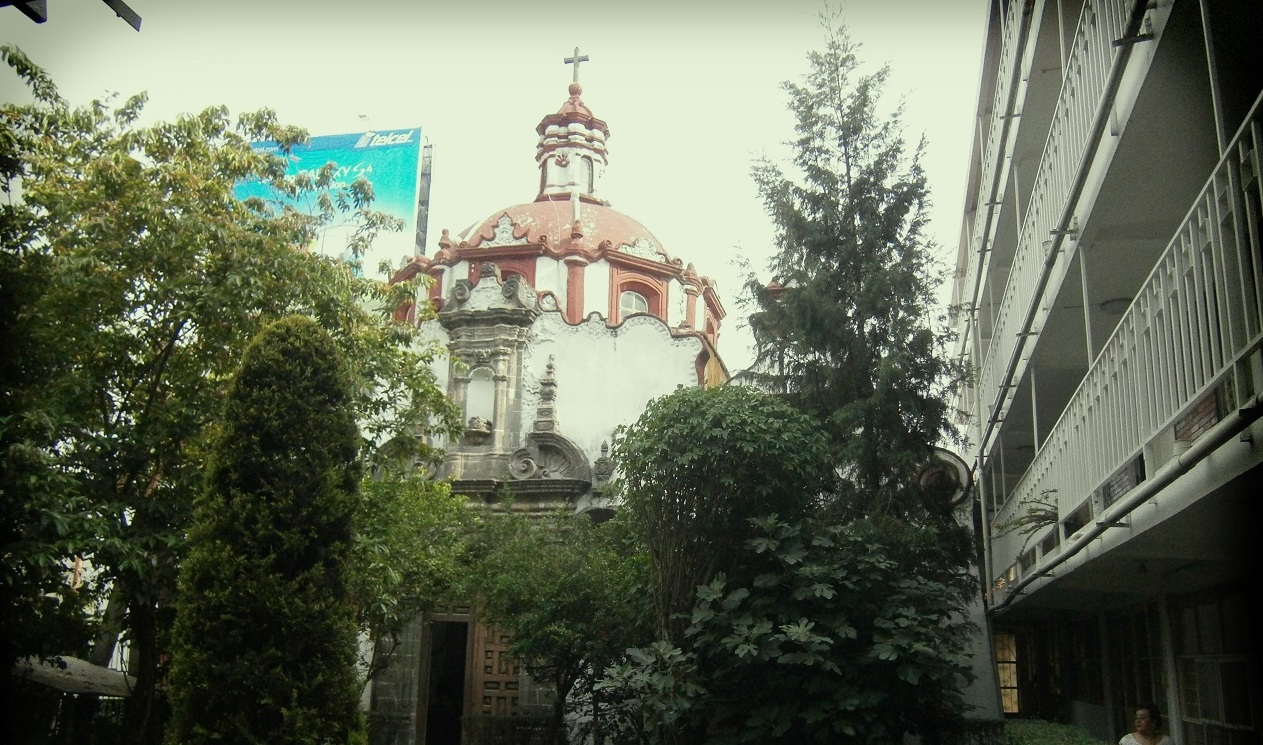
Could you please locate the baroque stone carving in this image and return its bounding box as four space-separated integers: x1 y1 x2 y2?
483 214 524 247
592 441 614 484
465 416 492 445
618 236 664 262
504 354 592 485
509 443 582 480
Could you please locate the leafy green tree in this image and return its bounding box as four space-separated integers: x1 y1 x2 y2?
1 46 460 740
673 12 979 742
596 641 705 745
467 505 652 745
598 516 977 745
166 315 364 745
611 384 834 649
605 384 834 744
351 473 478 678
741 9 962 523
683 515 976 745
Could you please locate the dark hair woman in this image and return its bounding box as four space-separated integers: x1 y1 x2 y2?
1119 702 1173 745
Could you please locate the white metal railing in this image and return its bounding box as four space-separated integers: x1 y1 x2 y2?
959 0 1029 324
974 0 1141 458
990 99 1263 564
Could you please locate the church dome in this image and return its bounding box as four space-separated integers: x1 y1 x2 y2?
458 200 673 264
402 58 723 351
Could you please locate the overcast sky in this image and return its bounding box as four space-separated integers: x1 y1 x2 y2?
2 0 987 371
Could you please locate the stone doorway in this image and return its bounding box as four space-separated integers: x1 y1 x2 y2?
418 615 540 745
421 619 468 745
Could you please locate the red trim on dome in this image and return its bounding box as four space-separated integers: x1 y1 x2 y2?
428 269 444 305
609 267 668 324
389 256 428 284
565 259 586 323
392 301 413 325
495 258 536 288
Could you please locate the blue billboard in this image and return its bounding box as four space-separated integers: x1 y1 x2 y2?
235 127 423 278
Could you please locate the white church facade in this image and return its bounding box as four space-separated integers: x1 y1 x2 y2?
368 66 727 745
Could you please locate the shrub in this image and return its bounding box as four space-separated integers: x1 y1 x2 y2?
1004 719 1108 745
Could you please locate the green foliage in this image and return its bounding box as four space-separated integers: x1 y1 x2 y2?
166 316 365 745
687 516 977 744
597 641 706 744
740 8 963 521
0 45 461 739
0 242 99 675
612 384 833 646
603 516 977 745
466 506 652 743
0 48 103 682
600 16 984 737
1003 720 1108 745
350 473 477 677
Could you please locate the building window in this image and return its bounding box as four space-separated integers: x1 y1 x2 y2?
580 155 594 193
1174 587 1256 745
609 274 664 323
996 632 1019 715
620 290 648 318
1062 500 1091 539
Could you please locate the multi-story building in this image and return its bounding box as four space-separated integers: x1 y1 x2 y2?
951 0 1260 741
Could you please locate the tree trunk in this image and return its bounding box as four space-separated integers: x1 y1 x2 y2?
122 596 167 745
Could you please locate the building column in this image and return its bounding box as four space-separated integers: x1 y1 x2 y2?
684 284 700 329
564 256 587 323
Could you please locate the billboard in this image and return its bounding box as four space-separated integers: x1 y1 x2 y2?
234 127 424 278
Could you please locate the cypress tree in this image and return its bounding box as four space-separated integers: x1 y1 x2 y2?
742 11 962 524
167 315 364 745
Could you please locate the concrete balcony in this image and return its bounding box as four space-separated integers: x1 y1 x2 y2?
964 0 1152 460
986 93 1263 613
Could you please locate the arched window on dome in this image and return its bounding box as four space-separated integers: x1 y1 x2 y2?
612 278 662 323
620 290 649 318
613 271 671 323
579 155 594 193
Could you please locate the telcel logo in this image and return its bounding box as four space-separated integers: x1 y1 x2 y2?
354 130 414 148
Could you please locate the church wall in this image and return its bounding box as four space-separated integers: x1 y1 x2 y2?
438 260 470 298
414 296 702 467
521 310 702 464
532 255 566 308
667 277 687 328
581 259 612 320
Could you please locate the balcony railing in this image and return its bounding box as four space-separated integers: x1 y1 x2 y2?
991 97 1263 566
960 0 1030 304
972 0 1144 456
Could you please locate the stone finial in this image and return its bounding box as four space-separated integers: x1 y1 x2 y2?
534 355 558 432
593 441 614 484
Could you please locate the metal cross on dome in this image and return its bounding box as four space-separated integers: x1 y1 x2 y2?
564 47 589 83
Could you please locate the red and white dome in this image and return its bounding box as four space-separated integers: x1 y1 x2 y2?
461 201 671 262
395 79 724 349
